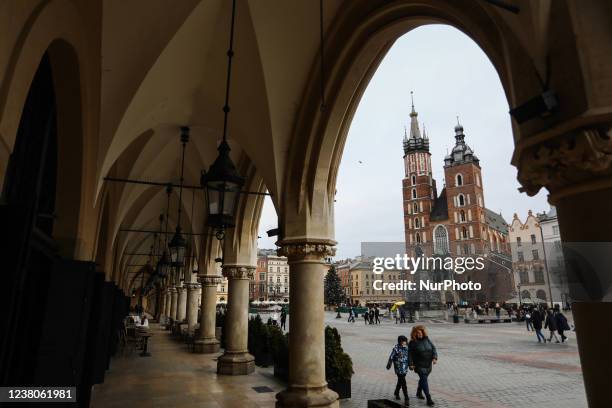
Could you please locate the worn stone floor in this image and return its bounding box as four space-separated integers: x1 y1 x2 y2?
90 324 284 408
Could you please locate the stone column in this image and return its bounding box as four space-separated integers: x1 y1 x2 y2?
186 282 201 333
217 266 255 375
170 287 178 321
165 288 172 323
194 275 222 353
276 241 339 408
177 285 187 322
159 291 167 319
515 123 612 407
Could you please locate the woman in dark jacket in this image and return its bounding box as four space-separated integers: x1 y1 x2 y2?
531 307 546 343
555 309 570 342
408 325 437 406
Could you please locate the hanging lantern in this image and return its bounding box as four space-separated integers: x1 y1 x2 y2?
157 250 171 277
169 226 187 267
201 141 244 238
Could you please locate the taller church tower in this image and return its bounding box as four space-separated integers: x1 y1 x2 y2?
402 94 436 256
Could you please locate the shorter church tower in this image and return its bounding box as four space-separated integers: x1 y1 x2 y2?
443 120 487 256
402 93 435 256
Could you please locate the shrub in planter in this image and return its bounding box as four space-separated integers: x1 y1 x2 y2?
270 325 288 380
248 315 273 367
325 326 354 399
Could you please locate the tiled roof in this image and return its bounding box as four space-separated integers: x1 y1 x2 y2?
485 208 509 234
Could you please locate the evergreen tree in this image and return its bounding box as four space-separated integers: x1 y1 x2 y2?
324 265 344 305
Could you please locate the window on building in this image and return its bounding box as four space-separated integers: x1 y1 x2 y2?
461 227 468 239
536 289 547 301
517 237 521 247
531 234 536 244
412 188 417 199
458 194 465 206
284 276 288 283
456 174 463 186
553 225 559 235
414 218 420 228
434 225 449 255
519 268 529 283
460 210 466 222
259 273 265 281
532 249 539 260
534 267 544 283
277 276 281 282
416 233 421 243
463 244 469 255
411 175 416 185
413 202 418 213
518 251 524 262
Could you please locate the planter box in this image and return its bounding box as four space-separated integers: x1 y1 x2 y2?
273 364 288 381
328 379 351 399
215 326 222 341
255 352 274 367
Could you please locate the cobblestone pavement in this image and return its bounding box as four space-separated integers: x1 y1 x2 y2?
326 313 587 408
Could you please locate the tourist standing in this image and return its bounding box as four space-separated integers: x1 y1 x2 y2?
544 309 560 343
386 335 410 405
369 308 375 325
374 306 381 324
280 309 287 330
532 307 546 343
408 325 437 406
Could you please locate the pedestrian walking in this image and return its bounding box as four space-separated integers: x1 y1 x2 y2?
364 309 370 325
375 306 381 324
544 309 560 343
532 307 546 343
555 309 570 342
347 307 355 323
408 325 437 406
387 335 411 405
369 308 375 325
525 310 533 331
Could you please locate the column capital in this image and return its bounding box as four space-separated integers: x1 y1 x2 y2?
198 275 223 286
185 282 202 290
222 265 255 280
277 238 337 259
515 121 612 202
168 286 177 293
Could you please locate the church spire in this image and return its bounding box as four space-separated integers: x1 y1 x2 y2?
409 91 422 139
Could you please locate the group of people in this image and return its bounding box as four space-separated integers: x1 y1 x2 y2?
523 304 571 343
387 325 437 406
347 306 381 324
127 314 149 328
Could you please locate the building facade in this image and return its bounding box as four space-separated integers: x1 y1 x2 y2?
537 207 570 307
401 101 513 304
508 211 550 303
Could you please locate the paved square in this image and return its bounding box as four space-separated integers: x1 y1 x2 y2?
325 312 587 408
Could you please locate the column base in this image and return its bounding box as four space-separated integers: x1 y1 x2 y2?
217 351 255 375
276 385 339 408
193 338 220 354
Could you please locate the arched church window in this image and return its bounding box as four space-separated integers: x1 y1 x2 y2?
434 225 449 255
458 194 465 206
412 188 417 199
460 210 466 222
461 227 468 239
411 175 416 185
416 233 421 243
456 174 463 186
413 202 418 213
415 218 420 228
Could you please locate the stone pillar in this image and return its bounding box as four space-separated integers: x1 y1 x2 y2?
165 288 172 323
194 275 222 353
186 282 201 333
177 285 187 322
170 287 178 321
276 241 339 408
217 266 255 375
515 123 612 408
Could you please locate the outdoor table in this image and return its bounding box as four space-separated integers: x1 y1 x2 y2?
137 330 152 357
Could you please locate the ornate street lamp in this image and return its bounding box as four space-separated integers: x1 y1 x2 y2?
201 0 245 241
169 127 189 266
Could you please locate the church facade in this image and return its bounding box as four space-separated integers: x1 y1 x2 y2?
402 98 513 304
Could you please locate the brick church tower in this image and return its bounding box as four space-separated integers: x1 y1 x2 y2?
402 94 436 256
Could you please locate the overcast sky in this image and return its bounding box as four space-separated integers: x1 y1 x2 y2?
257 25 549 259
